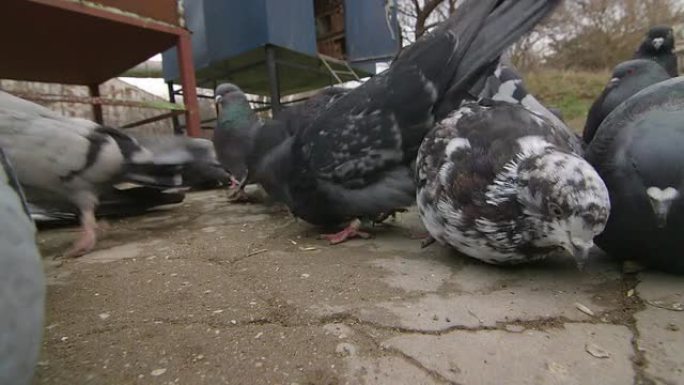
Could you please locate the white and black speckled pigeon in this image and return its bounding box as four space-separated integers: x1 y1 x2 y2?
0 148 45 385
417 100 610 267
583 60 670 145
586 77 684 273
634 25 678 77
256 0 562 244
0 90 226 257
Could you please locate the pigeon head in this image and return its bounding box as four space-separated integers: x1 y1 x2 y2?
214 83 256 125
608 59 667 88
514 143 610 268
601 60 670 115
215 83 245 104
643 25 675 52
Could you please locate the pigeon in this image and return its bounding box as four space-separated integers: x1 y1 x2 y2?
633 25 678 77
586 76 684 273
416 99 610 267
0 148 45 385
256 0 562 244
213 83 347 198
213 83 291 200
0 90 226 257
583 59 670 145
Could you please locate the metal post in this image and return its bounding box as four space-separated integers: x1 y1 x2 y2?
88 84 104 124
166 81 182 135
265 45 281 117
213 79 220 120
177 31 201 137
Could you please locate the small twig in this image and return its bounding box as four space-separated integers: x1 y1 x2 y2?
246 248 268 257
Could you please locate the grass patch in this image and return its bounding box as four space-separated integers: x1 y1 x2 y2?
522 68 609 133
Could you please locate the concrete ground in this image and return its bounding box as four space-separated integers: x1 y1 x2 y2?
33 189 683 385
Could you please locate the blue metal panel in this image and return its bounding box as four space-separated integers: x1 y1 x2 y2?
162 0 209 81
203 0 269 63
163 0 320 81
264 0 317 56
344 0 399 63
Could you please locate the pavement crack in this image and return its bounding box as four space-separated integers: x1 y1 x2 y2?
617 272 652 385
384 346 462 385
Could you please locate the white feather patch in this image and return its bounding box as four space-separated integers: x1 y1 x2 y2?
516 136 552 157
647 186 680 202
445 138 471 157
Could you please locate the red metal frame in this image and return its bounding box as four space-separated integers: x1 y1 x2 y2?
7 0 202 137
177 33 201 137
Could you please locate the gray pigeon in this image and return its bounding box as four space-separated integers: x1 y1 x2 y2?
0 148 45 385
586 76 684 273
213 84 345 200
634 25 678 77
0 90 225 257
256 0 562 244
416 99 610 267
213 84 290 196
583 59 670 145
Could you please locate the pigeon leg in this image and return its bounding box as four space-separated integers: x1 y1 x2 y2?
63 208 97 258
226 176 251 203
320 218 371 245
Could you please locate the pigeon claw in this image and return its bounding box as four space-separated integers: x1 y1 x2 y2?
227 187 250 203
60 208 98 258
320 219 371 245
62 226 97 258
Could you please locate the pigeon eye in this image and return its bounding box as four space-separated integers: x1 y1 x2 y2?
548 202 564 218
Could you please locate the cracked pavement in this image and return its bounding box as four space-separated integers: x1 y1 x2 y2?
34 190 684 385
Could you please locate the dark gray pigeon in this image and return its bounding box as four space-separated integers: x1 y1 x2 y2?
583 59 670 145
0 90 226 257
0 148 45 385
634 25 678 77
256 0 562 244
416 99 610 267
213 84 347 200
586 76 684 273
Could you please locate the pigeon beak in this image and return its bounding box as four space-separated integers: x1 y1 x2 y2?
215 95 223 105
652 37 665 50
647 187 679 228
561 235 593 270
608 77 620 87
